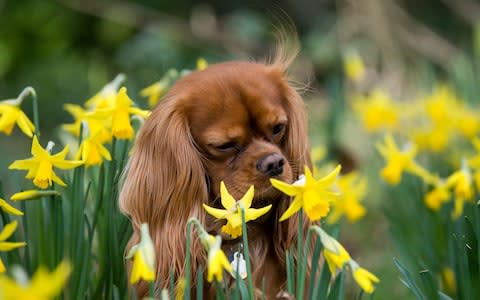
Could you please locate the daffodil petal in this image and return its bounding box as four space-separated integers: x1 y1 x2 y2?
279 196 303 222
31 135 48 158
0 241 26 251
98 143 112 161
8 159 37 170
317 165 341 187
270 178 300 196
245 204 272 221
0 221 18 241
239 185 254 209
129 107 151 119
203 204 228 219
16 112 35 137
0 198 23 216
0 257 5 273
51 171 67 187
220 182 236 209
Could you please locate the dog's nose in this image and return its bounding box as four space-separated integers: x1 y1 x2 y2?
256 153 285 177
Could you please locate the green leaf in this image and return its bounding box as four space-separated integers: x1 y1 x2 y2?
393 258 425 300
327 271 344 300
419 269 439 300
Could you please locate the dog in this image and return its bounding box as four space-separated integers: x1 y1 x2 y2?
119 41 312 298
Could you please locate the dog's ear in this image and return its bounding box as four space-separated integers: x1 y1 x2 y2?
119 96 207 295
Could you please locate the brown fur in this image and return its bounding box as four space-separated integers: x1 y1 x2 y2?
119 49 312 298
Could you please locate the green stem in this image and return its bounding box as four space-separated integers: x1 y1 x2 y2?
297 226 310 300
149 281 155 298
18 87 40 136
184 221 192 300
240 206 254 300
296 209 303 299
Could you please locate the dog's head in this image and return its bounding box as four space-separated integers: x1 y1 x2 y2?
120 54 311 291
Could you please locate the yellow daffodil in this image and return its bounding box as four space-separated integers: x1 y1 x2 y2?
456 109 478 138
327 172 367 224
75 133 112 166
343 52 365 82
9 136 83 189
349 261 380 294
126 223 156 284
424 85 459 125
203 182 271 238
0 221 26 273
376 134 435 185
441 267 456 294
311 226 351 274
0 261 71 300
62 104 112 143
270 165 341 222
85 74 125 109
446 162 474 219
424 185 450 211
10 190 60 201
141 69 179 108
0 92 35 137
0 198 23 216
352 90 399 133
96 87 150 140
206 235 232 282
197 58 208 70
311 226 379 292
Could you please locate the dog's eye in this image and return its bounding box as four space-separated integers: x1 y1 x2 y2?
214 141 238 152
272 123 286 136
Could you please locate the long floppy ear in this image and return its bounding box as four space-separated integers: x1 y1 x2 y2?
119 96 208 295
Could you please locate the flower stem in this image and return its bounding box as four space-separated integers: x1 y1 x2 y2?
184 220 192 300
18 87 40 136
240 206 254 300
149 281 155 298
296 209 303 299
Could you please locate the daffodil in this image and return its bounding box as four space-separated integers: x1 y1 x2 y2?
10 190 60 201
424 185 450 211
96 87 150 140
126 223 156 284
196 58 208 71
75 132 112 166
441 267 456 294
376 134 438 185
203 182 271 238
0 198 23 216
311 226 351 274
0 261 71 300
206 235 232 282
343 52 365 82
85 74 125 109
327 172 367 224
9 136 83 189
0 90 35 137
0 221 26 273
270 165 341 221
62 104 111 143
445 161 474 219
352 90 399 133
311 226 379 293
349 261 380 294
140 69 179 108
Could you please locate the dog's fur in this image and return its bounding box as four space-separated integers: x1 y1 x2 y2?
119 44 312 298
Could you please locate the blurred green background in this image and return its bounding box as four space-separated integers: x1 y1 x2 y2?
2 0 479 299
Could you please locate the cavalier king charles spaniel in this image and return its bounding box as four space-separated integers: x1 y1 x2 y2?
120 44 312 298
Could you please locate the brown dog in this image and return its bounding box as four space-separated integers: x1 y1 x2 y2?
120 44 312 298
